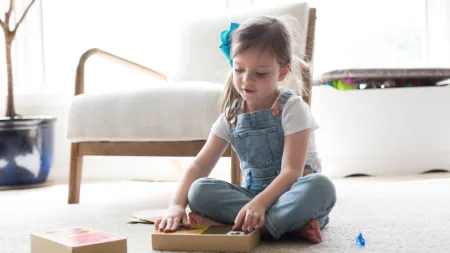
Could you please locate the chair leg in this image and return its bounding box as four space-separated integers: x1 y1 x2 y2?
231 149 241 185
68 143 83 204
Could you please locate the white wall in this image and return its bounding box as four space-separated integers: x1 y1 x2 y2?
5 82 450 184
3 0 449 183
0 94 232 183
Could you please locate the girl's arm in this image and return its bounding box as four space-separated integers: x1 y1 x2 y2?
156 134 229 232
253 128 310 209
170 134 230 209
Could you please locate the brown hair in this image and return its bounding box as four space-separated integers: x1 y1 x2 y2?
219 15 307 120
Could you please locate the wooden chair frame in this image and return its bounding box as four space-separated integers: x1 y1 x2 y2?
68 8 316 204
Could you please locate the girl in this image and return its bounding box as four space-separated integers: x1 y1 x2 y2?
155 15 336 244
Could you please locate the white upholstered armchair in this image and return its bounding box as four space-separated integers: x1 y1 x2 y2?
66 2 317 204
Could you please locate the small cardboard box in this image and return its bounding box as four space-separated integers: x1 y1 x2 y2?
152 225 260 252
31 226 127 253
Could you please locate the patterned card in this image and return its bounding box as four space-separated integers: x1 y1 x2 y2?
41 227 123 247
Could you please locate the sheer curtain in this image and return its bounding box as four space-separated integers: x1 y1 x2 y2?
40 0 226 94
39 0 429 95
0 0 44 97
426 0 450 67
2 0 447 97
234 0 428 77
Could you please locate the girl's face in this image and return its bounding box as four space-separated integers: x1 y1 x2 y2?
232 47 289 108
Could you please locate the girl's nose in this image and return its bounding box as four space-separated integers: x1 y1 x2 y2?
242 72 253 84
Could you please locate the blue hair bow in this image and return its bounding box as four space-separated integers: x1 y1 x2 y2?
219 22 239 66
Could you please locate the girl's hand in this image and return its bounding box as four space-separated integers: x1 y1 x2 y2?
154 205 191 232
233 200 267 232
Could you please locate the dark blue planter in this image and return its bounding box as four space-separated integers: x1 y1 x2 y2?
0 116 56 186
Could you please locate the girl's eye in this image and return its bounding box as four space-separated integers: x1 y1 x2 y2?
234 68 244 73
256 72 267 76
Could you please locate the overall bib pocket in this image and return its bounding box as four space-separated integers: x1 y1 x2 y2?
233 126 282 168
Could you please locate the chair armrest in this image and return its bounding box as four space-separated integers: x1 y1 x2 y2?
74 48 167 96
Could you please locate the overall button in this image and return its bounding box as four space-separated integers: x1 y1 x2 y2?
272 109 281 116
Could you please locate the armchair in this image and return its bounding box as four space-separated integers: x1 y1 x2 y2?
67 2 317 204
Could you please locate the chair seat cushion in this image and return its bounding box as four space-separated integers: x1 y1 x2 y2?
67 81 224 142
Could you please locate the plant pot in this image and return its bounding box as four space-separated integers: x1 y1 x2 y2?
0 116 56 186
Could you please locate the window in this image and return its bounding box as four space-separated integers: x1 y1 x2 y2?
0 0 439 95
233 0 428 78
0 0 45 94
0 24 4 98
426 0 450 67
40 0 226 94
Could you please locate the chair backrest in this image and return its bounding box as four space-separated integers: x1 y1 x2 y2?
166 2 313 86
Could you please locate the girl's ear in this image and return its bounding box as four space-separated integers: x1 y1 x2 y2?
278 63 290 82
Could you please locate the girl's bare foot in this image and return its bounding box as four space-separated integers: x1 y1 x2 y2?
188 212 223 225
292 219 322 244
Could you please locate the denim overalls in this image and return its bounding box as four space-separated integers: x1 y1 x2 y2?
188 90 336 239
230 89 317 194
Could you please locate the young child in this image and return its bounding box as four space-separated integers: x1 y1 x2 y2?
154 15 336 243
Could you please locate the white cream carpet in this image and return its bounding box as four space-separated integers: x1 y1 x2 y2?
1 173 450 253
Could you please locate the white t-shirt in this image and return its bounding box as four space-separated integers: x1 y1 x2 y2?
210 88 322 172
211 88 319 142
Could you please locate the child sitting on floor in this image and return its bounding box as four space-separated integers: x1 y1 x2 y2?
155 15 336 243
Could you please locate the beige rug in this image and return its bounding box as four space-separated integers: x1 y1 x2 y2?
1 173 450 253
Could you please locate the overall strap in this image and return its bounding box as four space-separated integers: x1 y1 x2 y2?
228 98 242 126
276 89 298 110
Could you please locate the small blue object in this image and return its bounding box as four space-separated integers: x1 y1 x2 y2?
353 232 366 247
219 22 240 66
